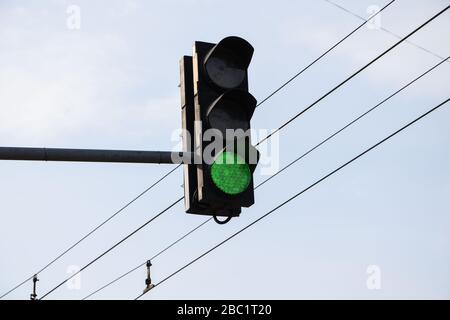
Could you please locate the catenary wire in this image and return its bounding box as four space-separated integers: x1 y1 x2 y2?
136 97 450 300
257 4 449 146
39 196 183 299
255 0 396 107
257 56 450 189
0 164 181 299
82 54 448 299
0 1 394 300
323 0 450 63
81 217 212 300
38 5 448 299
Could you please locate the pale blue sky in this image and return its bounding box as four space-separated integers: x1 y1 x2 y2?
0 0 449 299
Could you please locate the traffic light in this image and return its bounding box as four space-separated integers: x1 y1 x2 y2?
180 36 259 223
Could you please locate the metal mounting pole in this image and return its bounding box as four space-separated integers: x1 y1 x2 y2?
30 274 39 300
0 147 192 164
143 260 155 293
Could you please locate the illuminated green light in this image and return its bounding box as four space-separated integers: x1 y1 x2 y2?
211 151 251 195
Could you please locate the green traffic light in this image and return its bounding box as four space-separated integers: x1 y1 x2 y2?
210 151 251 195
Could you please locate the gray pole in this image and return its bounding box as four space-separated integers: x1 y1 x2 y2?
0 147 191 164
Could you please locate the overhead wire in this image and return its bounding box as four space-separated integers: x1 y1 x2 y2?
255 0 396 107
81 217 212 300
82 54 449 299
0 165 180 299
1 1 394 300
136 97 450 300
39 196 183 299
257 5 450 146
37 4 448 299
323 0 450 63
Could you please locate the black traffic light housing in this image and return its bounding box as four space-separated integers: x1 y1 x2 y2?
180 36 259 221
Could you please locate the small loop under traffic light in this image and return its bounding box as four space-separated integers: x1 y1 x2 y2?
213 215 232 225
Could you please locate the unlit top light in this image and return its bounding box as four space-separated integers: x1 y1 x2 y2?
205 51 246 89
204 36 254 89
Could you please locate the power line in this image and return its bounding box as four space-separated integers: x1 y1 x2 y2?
323 0 450 63
255 0 396 107
0 164 181 299
1 1 395 301
12 1 444 300
136 97 450 300
37 5 449 299
83 54 448 299
257 55 450 189
82 217 212 300
257 4 449 145
76 3 394 297
39 196 183 300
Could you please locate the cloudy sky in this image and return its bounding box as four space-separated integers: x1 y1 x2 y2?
0 0 449 299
